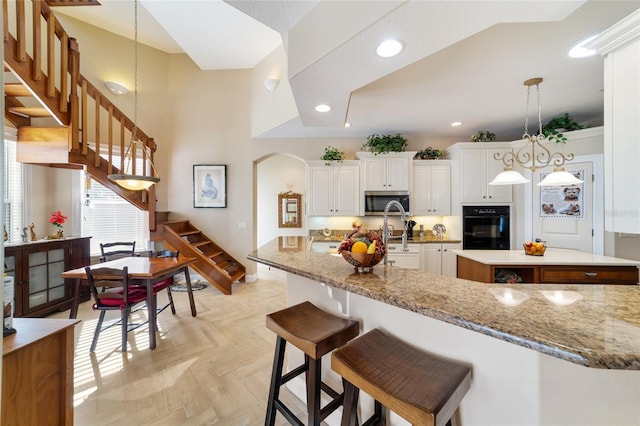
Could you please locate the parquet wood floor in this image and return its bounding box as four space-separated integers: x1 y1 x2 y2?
50 266 310 425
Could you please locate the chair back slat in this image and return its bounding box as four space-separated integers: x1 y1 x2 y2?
85 266 132 305
99 242 137 262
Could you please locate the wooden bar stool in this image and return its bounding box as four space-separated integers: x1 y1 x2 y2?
265 301 360 426
332 328 472 426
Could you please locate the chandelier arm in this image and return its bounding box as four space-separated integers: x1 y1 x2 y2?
493 151 514 168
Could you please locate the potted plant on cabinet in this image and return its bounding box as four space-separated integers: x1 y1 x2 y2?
542 113 584 143
321 146 345 165
414 147 445 159
470 130 496 142
362 133 408 155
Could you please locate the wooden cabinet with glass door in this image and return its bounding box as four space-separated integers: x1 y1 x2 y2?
4 237 90 317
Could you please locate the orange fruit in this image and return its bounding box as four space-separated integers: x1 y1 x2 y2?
351 241 368 253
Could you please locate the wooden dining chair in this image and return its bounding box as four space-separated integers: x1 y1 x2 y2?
150 250 180 315
99 241 138 262
85 266 149 352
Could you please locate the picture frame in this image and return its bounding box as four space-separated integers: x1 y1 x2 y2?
278 192 301 228
193 164 227 208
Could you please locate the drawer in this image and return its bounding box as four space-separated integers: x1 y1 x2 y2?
539 266 639 284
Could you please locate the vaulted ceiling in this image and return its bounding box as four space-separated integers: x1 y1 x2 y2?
52 0 639 140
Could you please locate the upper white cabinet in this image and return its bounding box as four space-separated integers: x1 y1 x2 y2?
306 161 360 216
356 152 416 191
449 144 513 204
589 9 640 233
412 161 451 215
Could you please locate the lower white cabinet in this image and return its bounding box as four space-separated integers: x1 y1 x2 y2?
386 243 421 269
423 243 461 277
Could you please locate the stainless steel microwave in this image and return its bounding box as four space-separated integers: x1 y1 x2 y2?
364 191 410 216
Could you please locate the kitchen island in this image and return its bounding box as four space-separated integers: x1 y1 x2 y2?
455 248 639 284
248 237 640 425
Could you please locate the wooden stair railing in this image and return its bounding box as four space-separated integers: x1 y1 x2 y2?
159 220 246 295
3 0 157 228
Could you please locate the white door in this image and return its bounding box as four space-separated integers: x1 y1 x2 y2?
532 161 593 252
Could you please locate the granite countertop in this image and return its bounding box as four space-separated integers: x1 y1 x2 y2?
455 249 640 266
248 237 640 370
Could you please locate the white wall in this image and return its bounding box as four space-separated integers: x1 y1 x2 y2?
256 154 306 247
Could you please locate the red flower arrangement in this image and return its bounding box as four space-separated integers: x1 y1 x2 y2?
49 210 67 229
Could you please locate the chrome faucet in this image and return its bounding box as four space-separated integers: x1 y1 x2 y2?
382 200 408 265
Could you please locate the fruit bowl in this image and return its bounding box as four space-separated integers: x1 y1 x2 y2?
523 242 546 256
341 251 384 272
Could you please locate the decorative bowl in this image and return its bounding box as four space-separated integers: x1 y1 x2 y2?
523 242 546 256
341 251 384 272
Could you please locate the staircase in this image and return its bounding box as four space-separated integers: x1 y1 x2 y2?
3 0 244 293
158 220 246 295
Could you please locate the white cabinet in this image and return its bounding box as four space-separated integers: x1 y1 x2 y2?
590 10 640 233
423 242 461 277
412 161 451 215
311 241 340 254
306 161 360 216
356 152 415 191
386 243 421 269
459 147 512 203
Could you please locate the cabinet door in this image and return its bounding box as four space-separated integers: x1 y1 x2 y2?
423 245 443 274
22 244 67 316
430 165 451 215
334 166 360 215
460 149 488 203
441 243 461 277
385 157 410 190
363 157 387 190
307 166 334 216
412 165 432 215
486 148 512 202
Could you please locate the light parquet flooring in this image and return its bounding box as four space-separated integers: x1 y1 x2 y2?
49 266 310 425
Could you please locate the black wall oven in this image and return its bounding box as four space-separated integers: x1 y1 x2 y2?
462 206 510 250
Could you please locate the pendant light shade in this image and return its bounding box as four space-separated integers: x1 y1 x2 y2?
107 174 159 191
489 169 530 185
537 168 583 187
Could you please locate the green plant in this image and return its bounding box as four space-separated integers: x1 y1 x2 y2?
362 133 408 155
542 113 584 144
414 147 445 160
321 145 345 165
470 130 496 142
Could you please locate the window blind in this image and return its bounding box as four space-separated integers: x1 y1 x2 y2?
3 139 23 242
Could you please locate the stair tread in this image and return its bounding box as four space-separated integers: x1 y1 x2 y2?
8 106 51 118
4 83 32 97
191 240 212 248
179 230 201 236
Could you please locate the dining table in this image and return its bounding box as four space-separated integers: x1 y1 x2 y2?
61 255 197 349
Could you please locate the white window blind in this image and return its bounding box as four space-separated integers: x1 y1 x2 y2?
3 139 23 242
82 177 149 256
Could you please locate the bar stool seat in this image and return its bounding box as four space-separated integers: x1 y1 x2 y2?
266 301 360 426
331 328 472 426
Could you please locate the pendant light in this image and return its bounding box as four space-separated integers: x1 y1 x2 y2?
108 0 160 191
489 78 583 187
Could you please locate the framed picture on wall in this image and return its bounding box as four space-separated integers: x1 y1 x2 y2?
193 164 227 208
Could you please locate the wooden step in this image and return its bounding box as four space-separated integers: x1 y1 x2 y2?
4 83 32 97
8 106 51 118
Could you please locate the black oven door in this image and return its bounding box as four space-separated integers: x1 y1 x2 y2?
462 206 510 250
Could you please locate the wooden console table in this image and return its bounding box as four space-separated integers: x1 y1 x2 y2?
2 318 79 425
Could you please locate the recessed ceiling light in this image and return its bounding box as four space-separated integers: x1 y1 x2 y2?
451 121 463 127
315 104 332 113
376 39 403 58
568 34 599 58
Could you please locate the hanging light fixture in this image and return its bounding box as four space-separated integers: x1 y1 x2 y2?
108 0 159 191
489 78 583 187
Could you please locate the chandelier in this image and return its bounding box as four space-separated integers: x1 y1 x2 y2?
108 0 160 191
489 78 583 187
